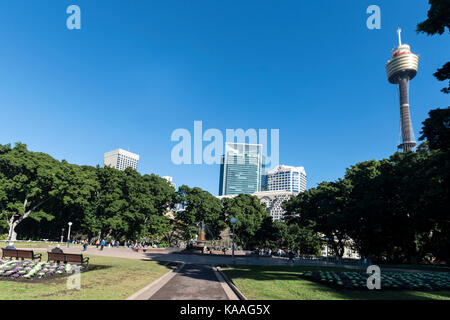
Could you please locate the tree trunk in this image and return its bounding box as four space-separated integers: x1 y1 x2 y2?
8 223 18 241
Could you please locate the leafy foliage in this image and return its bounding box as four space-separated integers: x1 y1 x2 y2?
417 0 450 94
284 110 450 263
0 143 177 243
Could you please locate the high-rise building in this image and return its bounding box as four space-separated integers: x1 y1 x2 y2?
162 176 176 189
255 191 298 221
219 143 263 196
386 28 419 152
263 165 307 193
104 149 139 171
217 190 297 221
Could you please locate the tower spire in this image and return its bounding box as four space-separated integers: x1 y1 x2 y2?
397 27 402 46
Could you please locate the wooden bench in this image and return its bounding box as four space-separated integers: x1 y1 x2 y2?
1 248 42 261
47 252 89 267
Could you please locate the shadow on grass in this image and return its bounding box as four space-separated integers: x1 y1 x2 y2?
223 265 450 300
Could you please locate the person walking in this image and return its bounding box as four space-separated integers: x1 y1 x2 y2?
83 240 88 251
288 250 295 264
116 240 120 248
95 239 100 249
100 239 105 250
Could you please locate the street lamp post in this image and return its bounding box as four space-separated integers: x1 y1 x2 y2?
66 222 72 248
61 228 65 243
230 217 237 263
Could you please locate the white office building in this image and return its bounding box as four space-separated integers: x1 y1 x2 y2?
163 176 176 189
264 165 307 193
104 149 139 171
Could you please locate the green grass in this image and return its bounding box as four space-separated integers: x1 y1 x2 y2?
0 253 171 300
222 265 450 300
1 242 83 248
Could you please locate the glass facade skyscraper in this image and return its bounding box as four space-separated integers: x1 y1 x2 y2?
219 143 263 196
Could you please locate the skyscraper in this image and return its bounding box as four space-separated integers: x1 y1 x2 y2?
386 28 419 152
263 165 307 193
104 148 139 171
163 176 176 189
219 143 263 196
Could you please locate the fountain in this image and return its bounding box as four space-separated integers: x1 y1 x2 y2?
192 221 207 253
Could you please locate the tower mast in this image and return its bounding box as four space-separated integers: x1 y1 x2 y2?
386 29 419 152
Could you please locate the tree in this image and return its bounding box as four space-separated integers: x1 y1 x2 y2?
222 194 269 250
269 217 322 255
284 179 352 257
417 0 450 93
433 63 450 94
419 107 450 150
0 143 61 240
176 185 226 242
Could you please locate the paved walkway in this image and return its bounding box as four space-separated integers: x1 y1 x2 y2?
149 264 230 300
18 246 444 273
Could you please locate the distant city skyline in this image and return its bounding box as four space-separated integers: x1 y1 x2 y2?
1 1 448 196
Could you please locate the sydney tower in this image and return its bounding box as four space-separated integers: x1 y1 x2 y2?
386 28 419 152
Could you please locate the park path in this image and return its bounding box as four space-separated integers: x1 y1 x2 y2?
18 245 444 274
149 264 231 300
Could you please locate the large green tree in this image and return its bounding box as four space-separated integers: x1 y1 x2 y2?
176 185 226 242
0 143 63 240
222 194 269 250
284 179 352 257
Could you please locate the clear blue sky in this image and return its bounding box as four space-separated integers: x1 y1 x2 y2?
0 1 448 195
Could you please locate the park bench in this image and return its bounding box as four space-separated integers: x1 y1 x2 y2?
1 248 42 261
47 252 89 267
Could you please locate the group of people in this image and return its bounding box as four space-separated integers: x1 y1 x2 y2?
127 242 149 251
93 239 120 250
254 248 297 262
255 248 273 257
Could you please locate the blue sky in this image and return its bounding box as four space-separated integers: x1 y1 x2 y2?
0 1 448 195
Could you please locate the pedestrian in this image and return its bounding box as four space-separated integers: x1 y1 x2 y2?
268 249 272 257
116 240 120 248
288 250 295 264
83 240 88 251
100 239 105 250
95 239 100 249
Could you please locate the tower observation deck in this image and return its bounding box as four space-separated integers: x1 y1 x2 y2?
385 28 419 152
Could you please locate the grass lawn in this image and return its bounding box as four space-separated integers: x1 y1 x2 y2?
1 242 83 248
0 253 171 300
222 265 450 300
